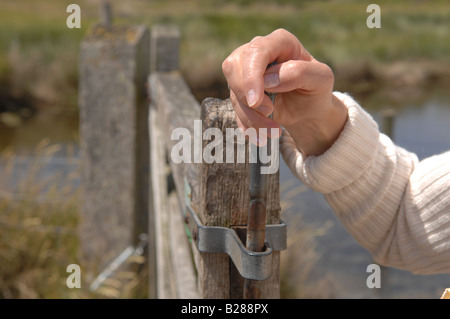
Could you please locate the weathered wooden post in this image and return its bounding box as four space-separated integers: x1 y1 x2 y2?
78 24 150 285
190 98 281 298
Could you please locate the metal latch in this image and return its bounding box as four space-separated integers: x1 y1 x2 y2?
184 179 287 281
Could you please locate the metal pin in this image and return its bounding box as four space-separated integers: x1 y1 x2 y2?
243 62 277 299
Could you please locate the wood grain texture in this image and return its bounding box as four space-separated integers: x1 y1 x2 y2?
192 98 281 299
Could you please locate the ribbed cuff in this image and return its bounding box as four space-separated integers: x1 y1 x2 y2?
280 92 380 194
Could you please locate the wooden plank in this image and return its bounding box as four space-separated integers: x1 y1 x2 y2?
149 104 176 298
148 71 200 212
168 191 200 298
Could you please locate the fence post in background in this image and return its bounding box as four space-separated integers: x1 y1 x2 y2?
150 24 180 73
99 1 113 26
78 24 150 286
381 108 396 140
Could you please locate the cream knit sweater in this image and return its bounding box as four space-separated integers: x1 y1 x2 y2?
280 92 450 274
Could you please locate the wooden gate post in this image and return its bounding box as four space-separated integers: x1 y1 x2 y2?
191 98 281 299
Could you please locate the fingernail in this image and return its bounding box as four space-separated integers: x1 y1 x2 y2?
247 89 258 107
264 73 280 89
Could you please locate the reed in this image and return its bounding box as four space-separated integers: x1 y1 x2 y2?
0 140 81 298
0 139 151 299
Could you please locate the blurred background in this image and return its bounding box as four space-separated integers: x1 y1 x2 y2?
0 0 449 298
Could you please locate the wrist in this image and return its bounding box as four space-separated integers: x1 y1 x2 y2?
285 93 348 156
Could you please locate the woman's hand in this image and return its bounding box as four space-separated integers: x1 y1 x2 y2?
222 28 348 156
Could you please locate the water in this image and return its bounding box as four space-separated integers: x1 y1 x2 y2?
0 109 79 151
1 86 449 298
280 86 450 298
0 109 80 201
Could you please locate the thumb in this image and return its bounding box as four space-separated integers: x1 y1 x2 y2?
264 60 333 94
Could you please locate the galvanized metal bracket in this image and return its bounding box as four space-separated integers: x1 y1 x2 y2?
184 179 287 281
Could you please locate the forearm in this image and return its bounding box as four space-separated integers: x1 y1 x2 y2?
281 92 450 274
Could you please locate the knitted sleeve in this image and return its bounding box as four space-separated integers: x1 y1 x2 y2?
280 91 450 274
